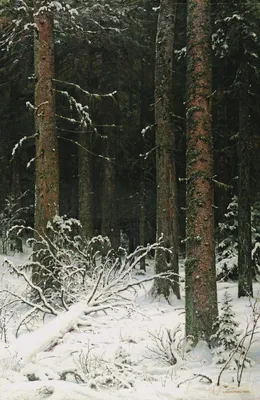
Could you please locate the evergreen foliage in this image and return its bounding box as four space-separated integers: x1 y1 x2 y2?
218 196 238 261
211 291 252 368
0 193 30 254
217 198 260 279
212 0 260 78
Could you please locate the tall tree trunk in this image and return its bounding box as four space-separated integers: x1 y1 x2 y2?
33 0 59 284
139 156 146 270
78 130 94 239
139 58 147 271
11 157 23 253
238 61 253 297
214 61 232 231
10 83 22 205
101 128 120 250
77 46 94 240
153 0 180 299
101 52 120 250
185 0 218 343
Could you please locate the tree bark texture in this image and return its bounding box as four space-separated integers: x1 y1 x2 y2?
101 119 120 250
213 62 232 229
153 0 180 300
78 130 94 240
139 58 147 271
139 155 146 271
77 46 94 240
34 0 59 235
238 61 253 297
33 0 59 286
101 53 120 250
185 0 218 343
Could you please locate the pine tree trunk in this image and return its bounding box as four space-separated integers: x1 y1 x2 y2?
33 0 59 285
12 157 23 253
78 130 94 240
139 58 147 271
185 0 218 343
139 156 146 271
77 46 94 240
10 83 22 203
153 0 180 299
238 61 253 297
101 52 120 250
214 61 231 230
101 129 120 250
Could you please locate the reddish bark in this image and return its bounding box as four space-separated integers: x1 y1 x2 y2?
34 0 59 235
185 0 218 343
33 1 59 287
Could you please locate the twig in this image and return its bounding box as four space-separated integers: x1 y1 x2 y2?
53 78 116 99
61 288 69 311
217 327 253 387
1 289 50 314
15 306 38 338
237 298 260 386
177 373 212 388
87 269 104 305
115 272 176 295
5 260 57 315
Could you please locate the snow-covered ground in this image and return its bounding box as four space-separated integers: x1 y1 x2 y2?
0 253 260 400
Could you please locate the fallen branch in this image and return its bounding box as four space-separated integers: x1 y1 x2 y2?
12 300 131 366
177 373 212 388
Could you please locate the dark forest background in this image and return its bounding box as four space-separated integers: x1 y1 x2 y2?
0 0 260 254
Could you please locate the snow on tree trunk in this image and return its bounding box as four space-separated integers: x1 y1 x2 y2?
185 0 218 343
153 0 180 300
78 47 94 240
238 60 253 298
33 0 59 286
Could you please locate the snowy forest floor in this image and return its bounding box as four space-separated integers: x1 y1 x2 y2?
0 253 260 400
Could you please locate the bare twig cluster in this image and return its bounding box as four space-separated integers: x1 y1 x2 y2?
75 345 138 389
2 217 176 336
217 296 260 387
146 325 188 366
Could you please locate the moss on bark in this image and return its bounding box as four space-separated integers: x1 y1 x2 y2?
185 0 218 344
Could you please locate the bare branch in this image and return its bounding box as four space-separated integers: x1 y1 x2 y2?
4 259 57 315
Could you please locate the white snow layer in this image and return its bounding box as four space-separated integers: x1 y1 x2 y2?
0 255 260 399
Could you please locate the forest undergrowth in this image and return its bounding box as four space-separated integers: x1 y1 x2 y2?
0 218 260 400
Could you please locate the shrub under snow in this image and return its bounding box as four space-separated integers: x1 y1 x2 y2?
211 291 252 369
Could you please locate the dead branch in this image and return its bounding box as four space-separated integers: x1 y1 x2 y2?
177 373 212 388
